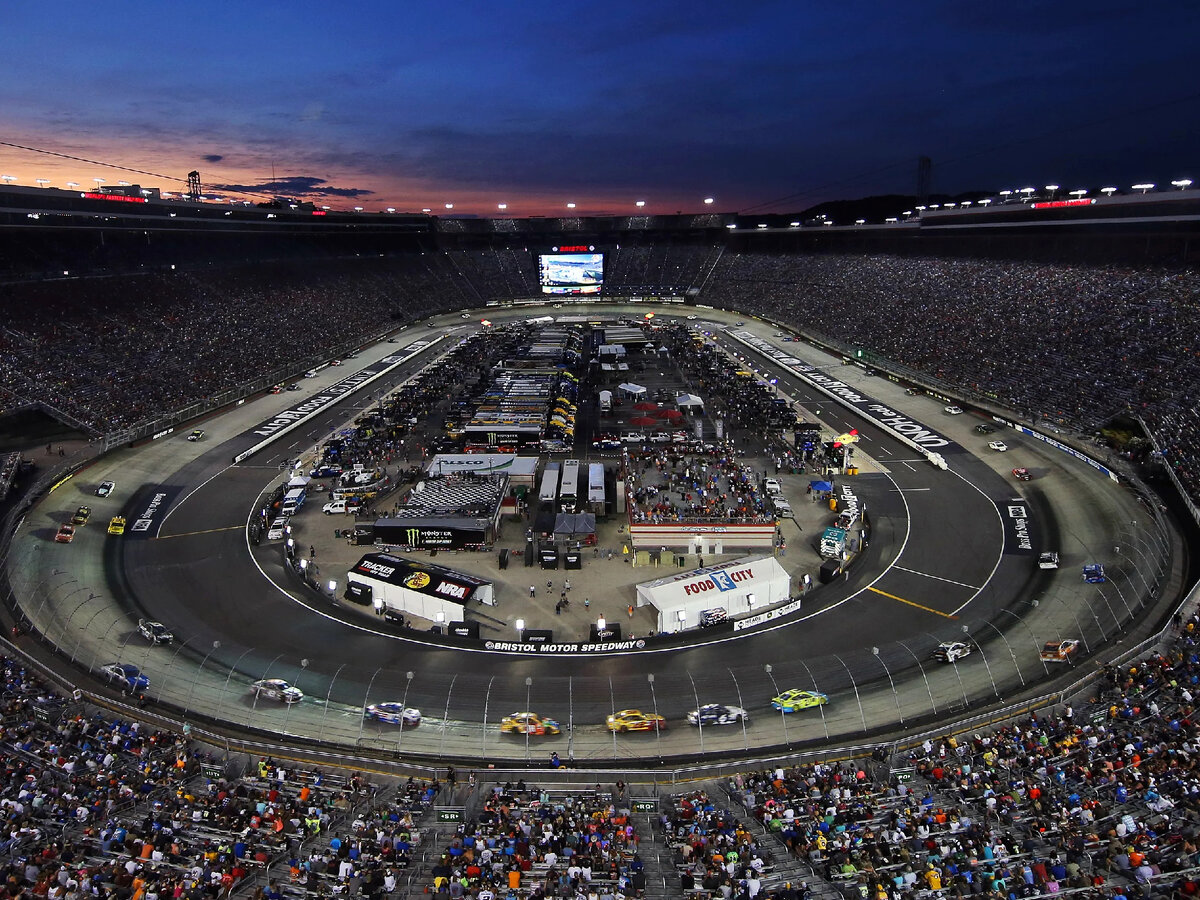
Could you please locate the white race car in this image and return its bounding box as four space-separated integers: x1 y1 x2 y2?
933 641 972 663
364 703 422 726
987 440 1008 452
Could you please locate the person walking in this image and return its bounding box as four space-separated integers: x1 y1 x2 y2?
530 585 536 598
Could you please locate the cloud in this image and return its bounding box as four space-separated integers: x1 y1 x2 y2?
202 154 224 163
209 175 375 199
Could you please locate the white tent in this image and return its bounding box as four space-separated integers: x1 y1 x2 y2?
635 555 790 632
675 393 704 409
618 382 646 398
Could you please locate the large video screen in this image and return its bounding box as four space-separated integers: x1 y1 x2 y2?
538 252 604 295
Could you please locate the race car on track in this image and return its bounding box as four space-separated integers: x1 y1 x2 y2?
687 704 749 727
364 703 422 726
606 709 666 732
945 405 964 415
107 516 126 535
771 689 829 713
973 423 995 434
251 679 303 704
1012 467 1032 481
1083 564 1106 583
499 712 562 735
187 429 205 442
54 524 75 543
1038 551 1060 570
96 480 115 497
933 641 973 663
72 506 91 525
987 440 1008 452
1040 639 1080 663
100 663 149 692
137 618 174 644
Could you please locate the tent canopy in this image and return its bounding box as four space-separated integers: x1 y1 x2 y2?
674 393 704 408
618 382 646 396
553 512 596 536
810 480 833 492
635 555 792 630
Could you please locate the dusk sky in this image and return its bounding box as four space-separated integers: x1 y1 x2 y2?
3 0 1198 217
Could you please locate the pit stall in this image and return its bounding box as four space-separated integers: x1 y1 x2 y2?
634 555 791 632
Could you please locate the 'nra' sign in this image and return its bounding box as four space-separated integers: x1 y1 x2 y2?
435 581 467 599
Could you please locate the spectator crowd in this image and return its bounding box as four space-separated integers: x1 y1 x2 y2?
3 247 1199 505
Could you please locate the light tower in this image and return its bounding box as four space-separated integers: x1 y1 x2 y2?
186 170 202 200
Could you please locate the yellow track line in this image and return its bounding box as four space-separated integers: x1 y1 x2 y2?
867 585 959 619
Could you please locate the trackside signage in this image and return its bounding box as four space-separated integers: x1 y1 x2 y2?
1013 425 1118 482
484 639 647 654
734 597 803 631
730 332 953 451
126 486 181 539
232 338 443 464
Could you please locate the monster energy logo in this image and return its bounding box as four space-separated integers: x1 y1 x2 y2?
406 527 421 545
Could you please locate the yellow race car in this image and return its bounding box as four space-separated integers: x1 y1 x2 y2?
499 712 562 735
107 516 126 535
606 709 667 733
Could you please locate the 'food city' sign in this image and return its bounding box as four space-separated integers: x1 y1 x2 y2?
682 565 754 596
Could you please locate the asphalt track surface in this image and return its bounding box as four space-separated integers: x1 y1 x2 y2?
20 310 1156 763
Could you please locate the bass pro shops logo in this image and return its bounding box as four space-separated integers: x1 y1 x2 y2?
404 571 431 590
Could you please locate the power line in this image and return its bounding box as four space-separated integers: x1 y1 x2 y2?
0 140 188 184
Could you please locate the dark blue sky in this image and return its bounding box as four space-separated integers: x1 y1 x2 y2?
3 0 1197 215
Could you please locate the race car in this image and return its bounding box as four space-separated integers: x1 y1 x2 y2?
137 618 174 644
904 387 921 396
987 440 1008 452
269 384 285 394
606 709 667 733
933 641 972 663
1083 564 1106 583
100 663 149 692
499 712 562 735
187 429 205 442
96 480 115 497
72 506 91 525
107 516 126 535
687 704 749 727
1012 467 1032 481
1038 551 1060 570
771 689 829 713
54 524 75 543
1040 639 1080 663
364 703 422 726
945 405 964 415
251 679 303 704
973 423 995 434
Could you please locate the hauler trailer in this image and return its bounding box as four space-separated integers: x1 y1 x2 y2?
538 462 561 505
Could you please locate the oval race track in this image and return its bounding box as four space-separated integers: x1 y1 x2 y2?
13 307 1165 766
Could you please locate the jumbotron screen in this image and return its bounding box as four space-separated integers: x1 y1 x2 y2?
537 252 604 295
